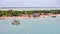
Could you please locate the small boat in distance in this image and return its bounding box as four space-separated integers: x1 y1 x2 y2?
52 16 56 18
12 20 20 25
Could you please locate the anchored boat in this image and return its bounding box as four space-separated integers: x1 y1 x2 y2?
52 16 56 18
12 20 20 25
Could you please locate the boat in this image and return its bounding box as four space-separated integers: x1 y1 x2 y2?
52 16 56 18
12 20 20 25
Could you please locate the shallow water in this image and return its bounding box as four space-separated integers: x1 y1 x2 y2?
0 16 60 34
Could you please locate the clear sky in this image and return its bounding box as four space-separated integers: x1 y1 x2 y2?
0 0 60 7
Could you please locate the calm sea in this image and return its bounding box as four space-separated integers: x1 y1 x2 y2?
0 16 60 34
0 7 60 10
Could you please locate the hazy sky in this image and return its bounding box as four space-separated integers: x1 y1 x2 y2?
0 0 60 7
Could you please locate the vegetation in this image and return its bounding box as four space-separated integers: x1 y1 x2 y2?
0 9 60 17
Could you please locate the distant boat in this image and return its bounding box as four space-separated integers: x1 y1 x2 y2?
12 20 20 25
52 16 56 18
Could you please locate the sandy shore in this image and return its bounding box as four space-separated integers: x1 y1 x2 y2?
0 14 60 19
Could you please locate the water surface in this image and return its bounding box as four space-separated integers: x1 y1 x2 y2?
0 16 60 34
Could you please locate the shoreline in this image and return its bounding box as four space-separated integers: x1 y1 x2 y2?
0 14 60 19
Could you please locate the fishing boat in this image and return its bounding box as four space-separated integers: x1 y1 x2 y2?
52 16 56 18
12 20 20 25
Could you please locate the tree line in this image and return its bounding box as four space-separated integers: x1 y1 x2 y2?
0 10 60 17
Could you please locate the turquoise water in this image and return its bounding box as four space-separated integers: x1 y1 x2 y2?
0 16 60 34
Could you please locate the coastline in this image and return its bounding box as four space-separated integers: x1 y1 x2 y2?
0 14 60 19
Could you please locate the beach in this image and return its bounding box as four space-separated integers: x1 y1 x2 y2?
0 14 60 20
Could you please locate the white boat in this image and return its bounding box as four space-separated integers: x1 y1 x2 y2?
12 20 20 25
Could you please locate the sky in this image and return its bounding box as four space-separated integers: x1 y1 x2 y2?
0 0 60 7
